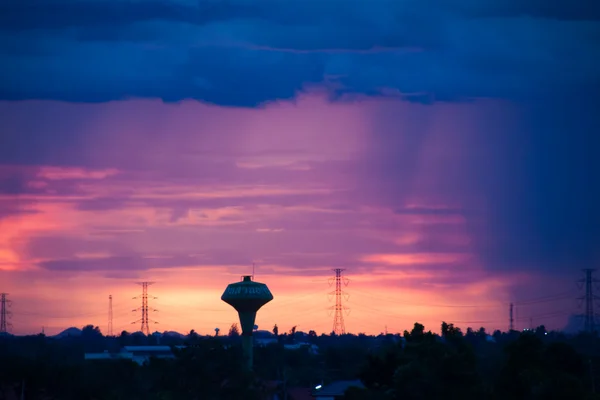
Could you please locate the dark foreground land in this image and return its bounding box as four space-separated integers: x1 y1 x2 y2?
1 322 599 400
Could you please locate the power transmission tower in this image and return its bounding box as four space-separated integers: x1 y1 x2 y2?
509 302 514 331
108 294 113 336
132 282 158 335
578 269 599 333
328 269 349 335
1 293 12 334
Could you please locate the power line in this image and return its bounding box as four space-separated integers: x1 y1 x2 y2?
264 288 330 310
350 288 502 308
517 309 572 321
578 269 599 333
348 301 410 319
132 282 158 336
347 289 577 333
1 293 12 334
515 291 575 306
449 320 497 325
351 287 574 309
17 303 130 319
329 268 349 335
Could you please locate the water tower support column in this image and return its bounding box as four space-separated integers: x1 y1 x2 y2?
239 310 258 369
221 275 273 371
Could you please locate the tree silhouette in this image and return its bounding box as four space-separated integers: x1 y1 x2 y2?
441 321 462 339
187 329 199 345
355 322 484 399
411 322 425 337
272 324 278 336
81 324 102 337
228 323 240 337
81 324 104 352
497 332 588 399
2 319 599 399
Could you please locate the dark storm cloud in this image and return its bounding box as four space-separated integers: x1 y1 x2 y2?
446 0 600 21
2 1 597 32
0 0 598 285
469 100 600 273
0 0 599 105
0 0 257 31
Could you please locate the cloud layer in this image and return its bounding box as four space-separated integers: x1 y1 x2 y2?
1 0 599 105
1 94 591 335
0 1 597 335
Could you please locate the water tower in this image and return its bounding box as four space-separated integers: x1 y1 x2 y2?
221 275 273 370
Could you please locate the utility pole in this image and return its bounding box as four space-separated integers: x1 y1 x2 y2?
328 269 349 335
132 282 158 335
0 293 12 334
578 269 599 333
509 302 514 331
108 294 113 336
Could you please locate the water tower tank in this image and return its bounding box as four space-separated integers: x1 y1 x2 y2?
221 275 273 369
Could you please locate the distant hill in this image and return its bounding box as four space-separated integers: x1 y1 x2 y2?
54 327 82 338
42 328 286 339
160 331 185 338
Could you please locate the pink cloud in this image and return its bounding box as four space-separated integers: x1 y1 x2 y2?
361 252 469 266
0 94 569 335
36 166 119 180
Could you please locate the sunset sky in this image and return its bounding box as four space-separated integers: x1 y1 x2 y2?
1 0 599 336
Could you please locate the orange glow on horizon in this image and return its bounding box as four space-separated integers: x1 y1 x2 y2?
4 268 515 337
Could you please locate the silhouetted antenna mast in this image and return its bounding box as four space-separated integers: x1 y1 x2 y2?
108 294 113 336
132 282 158 335
328 268 349 335
578 269 599 333
252 262 255 280
0 293 12 334
509 302 514 331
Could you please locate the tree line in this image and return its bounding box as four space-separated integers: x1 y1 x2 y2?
0 321 599 399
